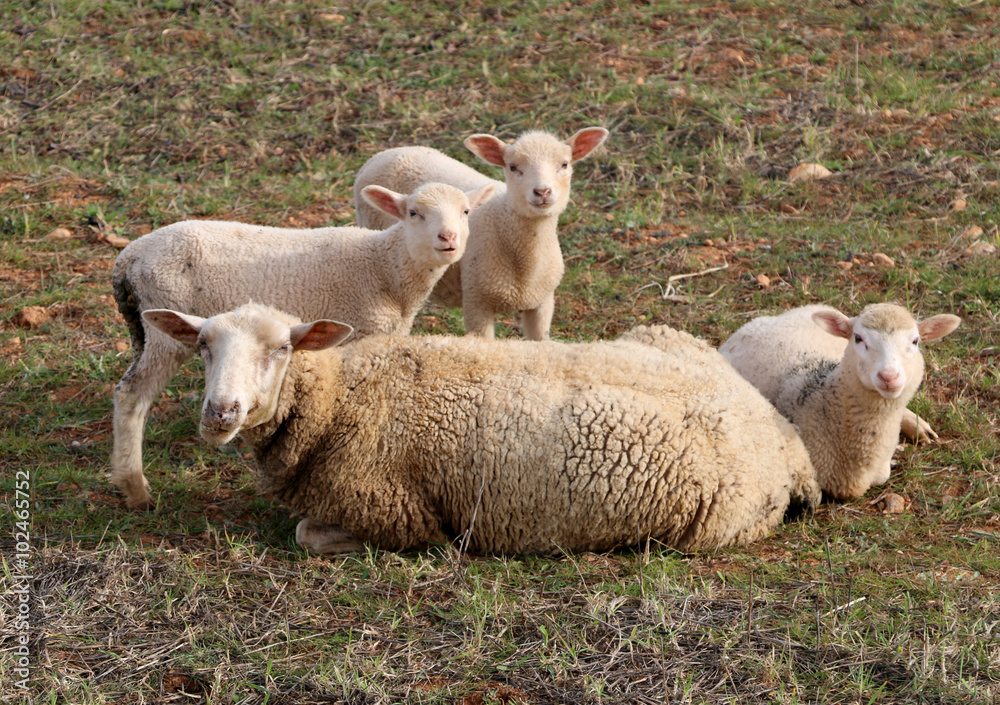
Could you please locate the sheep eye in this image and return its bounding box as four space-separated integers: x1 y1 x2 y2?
409 209 417 217
854 334 863 344
509 164 518 172
913 337 920 346
463 208 470 215
560 161 569 169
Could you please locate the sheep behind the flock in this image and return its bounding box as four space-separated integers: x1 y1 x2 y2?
353 127 609 340
110 183 494 509
719 304 960 499
142 303 821 555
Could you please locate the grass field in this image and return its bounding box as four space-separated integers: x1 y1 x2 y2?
2 0 999 702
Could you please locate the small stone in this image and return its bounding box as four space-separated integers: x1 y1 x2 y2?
755 273 771 288
780 203 800 214
876 492 907 514
45 227 73 241
950 198 968 212
872 252 895 268
960 225 984 240
834 261 853 271
114 340 130 353
788 163 832 183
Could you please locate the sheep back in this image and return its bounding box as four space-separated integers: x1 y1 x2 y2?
247 329 819 554
113 220 405 338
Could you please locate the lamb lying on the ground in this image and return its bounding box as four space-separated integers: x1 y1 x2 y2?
110 182 494 509
353 127 609 340
719 304 961 499
142 303 821 554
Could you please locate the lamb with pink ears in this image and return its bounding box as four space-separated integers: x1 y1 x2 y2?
110 182 494 509
353 127 609 340
719 304 960 499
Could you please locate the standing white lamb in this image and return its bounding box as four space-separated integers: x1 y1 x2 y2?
718 304 960 500
110 182 494 510
141 303 821 555
352 126 609 340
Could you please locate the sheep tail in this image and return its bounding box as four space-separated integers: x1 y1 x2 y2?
113 267 145 360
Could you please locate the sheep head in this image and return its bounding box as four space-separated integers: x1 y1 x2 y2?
812 304 960 400
464 127 608 220
142 304 353 446
361 182 495 268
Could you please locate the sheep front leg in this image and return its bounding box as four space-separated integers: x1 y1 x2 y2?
461 296 496 339
521 293 555 341
110 338 191 509
900 408 937 443
295 518 366 554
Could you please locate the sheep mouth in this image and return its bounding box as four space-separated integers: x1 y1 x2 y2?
876 384 905 398
200 425 238 446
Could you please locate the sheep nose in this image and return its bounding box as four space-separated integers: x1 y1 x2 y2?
204 400 240 429
877 370 900 387
534 187 552 199
437 231 459 249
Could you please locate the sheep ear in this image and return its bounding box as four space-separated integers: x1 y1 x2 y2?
361 185 407 221
565 126 609 162
466 183 496 211
811 310 853 339
142 309 206 345
464 134 508 167
918 314 960 342
289 320 353 351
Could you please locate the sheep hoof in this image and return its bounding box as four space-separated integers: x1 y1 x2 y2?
116 478 154 511
295 518 365 554
901 410 938 444
126 496 155 511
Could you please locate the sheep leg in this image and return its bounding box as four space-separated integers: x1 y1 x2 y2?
295 518 365 554
110 336 192 509
521 294 555 341
900 408 937 443
461 297 496 339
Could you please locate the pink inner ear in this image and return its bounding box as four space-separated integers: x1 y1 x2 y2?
812 311 853 339
143 310 201 345
465 135 507 167
291 320 353 351
567 127 609 162
918 314 961 342
364 187 405 220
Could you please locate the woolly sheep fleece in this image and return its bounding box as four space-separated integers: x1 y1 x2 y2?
160 305 821 555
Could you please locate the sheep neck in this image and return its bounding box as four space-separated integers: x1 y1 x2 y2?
367 225 445 332
242 349 341 503
796 360 905 496
473 193 562 282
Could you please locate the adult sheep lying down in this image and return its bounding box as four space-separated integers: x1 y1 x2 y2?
142 303 821 555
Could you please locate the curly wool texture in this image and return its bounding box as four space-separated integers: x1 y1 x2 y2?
245 324 819 554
